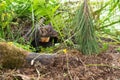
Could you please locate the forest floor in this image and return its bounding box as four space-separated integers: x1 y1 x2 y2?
1 45 120 80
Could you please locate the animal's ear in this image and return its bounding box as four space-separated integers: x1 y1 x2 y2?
46 23 53 31
48 23 53 28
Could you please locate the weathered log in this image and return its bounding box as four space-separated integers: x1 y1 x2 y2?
0 42 57 69
26 53 56 66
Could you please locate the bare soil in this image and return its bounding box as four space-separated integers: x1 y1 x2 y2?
0 45 120 80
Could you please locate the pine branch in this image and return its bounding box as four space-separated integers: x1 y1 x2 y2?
73 0 99 54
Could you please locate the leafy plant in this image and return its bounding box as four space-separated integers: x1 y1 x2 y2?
0 0 120 53
0 0 15 38
31 0 59 21
92 0 120 45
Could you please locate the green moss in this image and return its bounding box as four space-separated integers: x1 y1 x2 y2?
0 42 27 69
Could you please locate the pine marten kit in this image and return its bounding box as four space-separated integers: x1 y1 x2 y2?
30 23 58 52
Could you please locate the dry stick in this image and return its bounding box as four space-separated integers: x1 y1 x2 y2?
36 68 41 80
39 72 51 79
66 53 73 80
30 54 42 65
14 74 32 80
0 69 16 79
85 64 120 69
78 57 86 71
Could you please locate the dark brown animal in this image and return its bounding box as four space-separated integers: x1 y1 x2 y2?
31 23 58 51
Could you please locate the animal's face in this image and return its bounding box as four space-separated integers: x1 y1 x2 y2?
31 23 58 51
40 37 50 42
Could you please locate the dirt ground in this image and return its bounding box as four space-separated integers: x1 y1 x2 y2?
0 45 120 80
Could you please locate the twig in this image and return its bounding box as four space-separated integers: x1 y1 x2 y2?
85 64 120 69
66 54 73 80
35 68 41 80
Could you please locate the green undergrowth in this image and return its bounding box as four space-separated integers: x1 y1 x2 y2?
0 0 120 55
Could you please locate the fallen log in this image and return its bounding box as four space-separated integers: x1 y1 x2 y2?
0 42 57 69
26 53 56 66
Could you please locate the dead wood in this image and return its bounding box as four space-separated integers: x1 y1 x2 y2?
0 42 57 69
